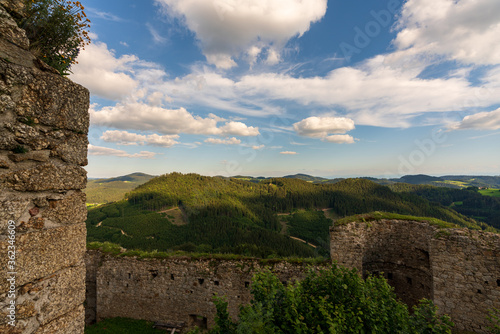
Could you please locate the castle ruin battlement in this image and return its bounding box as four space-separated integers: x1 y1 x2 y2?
330 219 500 333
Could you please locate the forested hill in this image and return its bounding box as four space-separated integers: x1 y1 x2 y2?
87 173 487 259
389 183 500 229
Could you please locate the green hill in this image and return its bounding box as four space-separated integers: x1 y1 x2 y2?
389 182 500 230
87 173 486 259
85 172 155 204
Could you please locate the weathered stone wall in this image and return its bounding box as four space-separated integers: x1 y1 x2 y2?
330 220 500 333
431 229 500 333
86 251 324 331
0 2 89 333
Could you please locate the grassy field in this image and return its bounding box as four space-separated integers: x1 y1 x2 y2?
85 173 154 204
432 180 469 188
479 188 500 197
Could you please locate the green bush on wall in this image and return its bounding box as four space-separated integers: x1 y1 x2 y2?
207 264 454 334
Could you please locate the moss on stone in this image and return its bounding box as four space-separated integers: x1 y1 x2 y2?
334 211 457 229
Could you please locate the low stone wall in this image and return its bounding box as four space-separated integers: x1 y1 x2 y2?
86 251 324 331
330 219 500 333
0 1 89 332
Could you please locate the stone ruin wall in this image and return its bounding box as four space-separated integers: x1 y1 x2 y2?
330 219 500 333
85 251 325 331
0 1 89 332
431 229 500 332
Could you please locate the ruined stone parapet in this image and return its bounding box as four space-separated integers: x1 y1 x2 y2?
86 252 325 331
330 219 500 333
0 1 89 332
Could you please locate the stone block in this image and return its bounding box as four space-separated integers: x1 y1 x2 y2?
0 196 30 223
0 223 86 290
8 150 50 162
0 3 28 49
37 304 85 334
0 162 87 191
50 133 88 166
42 191 87 225
14 71 89 134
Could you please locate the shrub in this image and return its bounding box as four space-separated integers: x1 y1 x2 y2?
16 0 91 75
210 264 453 333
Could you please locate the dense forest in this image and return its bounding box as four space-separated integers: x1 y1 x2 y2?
87 173 491 259
389 183 500 229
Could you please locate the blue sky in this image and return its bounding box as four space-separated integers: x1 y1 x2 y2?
72 0 500 178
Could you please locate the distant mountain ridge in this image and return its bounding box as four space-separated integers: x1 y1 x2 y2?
86 172 500 205
230 173 500 189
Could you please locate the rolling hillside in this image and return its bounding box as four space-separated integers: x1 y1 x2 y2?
85 172 155 204
87 173 488 258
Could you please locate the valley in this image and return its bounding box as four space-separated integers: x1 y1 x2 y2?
86 172 498 260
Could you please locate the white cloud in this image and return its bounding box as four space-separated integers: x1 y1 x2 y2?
394 0 500 65
293 116 356 144
155 0 327 68
88 144 156 159
101 130 179 147
323 134 355 144
204 137 241 145
163 69 284 117
450 108 500 131
72 13 500 134
86 8 123 22
219 121 259 136
252 145 265 150
293 116 355 137
70 42 138 100
280 151 298 155
90 103 259 136
147 23 168 44
233 56 500 127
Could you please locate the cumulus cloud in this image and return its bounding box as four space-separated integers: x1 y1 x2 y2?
101 130 179 147
280 151 298 155
293 116 356 144
204 137 241 145
394 0 500 65
293 117 355 137
449 108 500 131
90 103 259 136
155 0 327 68
323 134 355 144
252 145 265 150
219 121 260 136
70 42 138 100
88 144 156 159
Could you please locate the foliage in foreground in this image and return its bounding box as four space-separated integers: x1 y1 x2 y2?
16 0 91 75
208 264 453 334
84 317 164 334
